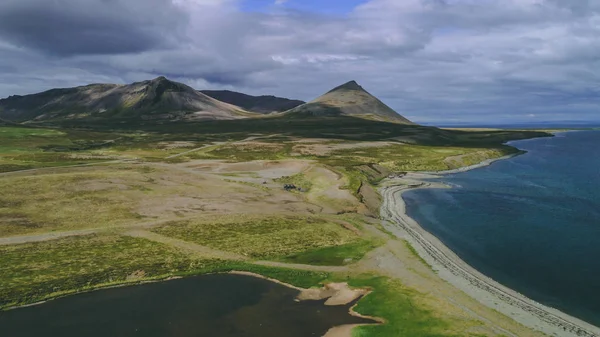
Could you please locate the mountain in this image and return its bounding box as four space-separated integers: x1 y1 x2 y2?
0 78 415 125
200 90 304 114
0 77 254 123
0 118 14 126
286 81 414 124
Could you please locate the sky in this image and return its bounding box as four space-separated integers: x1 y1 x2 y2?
0 0 599 124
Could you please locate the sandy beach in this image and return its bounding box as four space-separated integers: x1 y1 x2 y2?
380 171 600 337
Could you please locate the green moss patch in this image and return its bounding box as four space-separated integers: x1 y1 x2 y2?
151 216 363 260
350 276 464 337
281 239 382 266
0 234 208 308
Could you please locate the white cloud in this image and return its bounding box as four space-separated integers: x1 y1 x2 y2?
1 0 600 123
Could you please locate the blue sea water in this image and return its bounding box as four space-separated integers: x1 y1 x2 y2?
403 130 600 326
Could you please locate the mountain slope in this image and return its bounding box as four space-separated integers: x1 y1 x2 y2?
286 81 413 124
0 117 15 125
200 90 304 114
0 77 254 123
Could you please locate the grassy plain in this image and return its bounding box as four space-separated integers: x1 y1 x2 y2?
0 165 169 236
281 239 382 266
151 216 365 260
351 276 457 337
0 120 551 337
0 127 103 172
0 233 206 308
0 168 136 236
0 232 338 309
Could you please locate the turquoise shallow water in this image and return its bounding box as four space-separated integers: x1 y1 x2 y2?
403 130 600 327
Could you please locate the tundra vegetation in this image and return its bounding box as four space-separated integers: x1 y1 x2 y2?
0 118 550 337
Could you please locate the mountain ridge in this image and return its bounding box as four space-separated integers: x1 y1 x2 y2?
0 78 414 125
200 90 304 114
0 77 254 123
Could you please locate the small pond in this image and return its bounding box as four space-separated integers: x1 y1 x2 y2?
0 274 374 337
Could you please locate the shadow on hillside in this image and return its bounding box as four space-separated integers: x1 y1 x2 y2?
43 115 549 148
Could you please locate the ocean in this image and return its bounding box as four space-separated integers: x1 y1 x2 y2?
403 130 600 327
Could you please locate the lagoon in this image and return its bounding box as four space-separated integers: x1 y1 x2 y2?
0 274 372 337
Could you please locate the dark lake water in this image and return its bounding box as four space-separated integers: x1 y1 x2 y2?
403 130 600 327
0 274 373 337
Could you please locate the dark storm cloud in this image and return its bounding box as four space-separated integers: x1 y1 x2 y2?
0 0 186 56
1 0 600 123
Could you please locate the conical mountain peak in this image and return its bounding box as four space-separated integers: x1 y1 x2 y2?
151 76 168 82
328 80 364 93
286 81 414 124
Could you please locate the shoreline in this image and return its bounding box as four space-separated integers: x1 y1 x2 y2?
380 153 600 337
421 151 524 175
229 271 384 337
4 270 382 337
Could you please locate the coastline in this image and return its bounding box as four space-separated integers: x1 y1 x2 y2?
422 152 524 175
229 271 384 337
4 270 381 337
379 153 600 337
